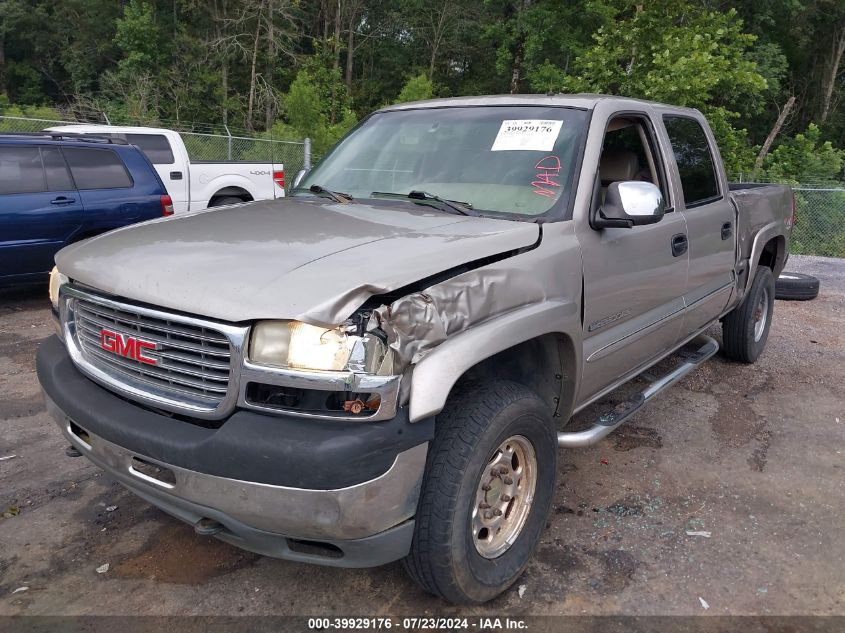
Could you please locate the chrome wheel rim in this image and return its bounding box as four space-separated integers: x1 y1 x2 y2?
471 435 537 559
754 288 769 342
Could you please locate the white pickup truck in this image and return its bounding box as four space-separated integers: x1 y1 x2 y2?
45 124 285 213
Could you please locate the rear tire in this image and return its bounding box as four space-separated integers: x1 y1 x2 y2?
402 380 557 604
775 272 820 301
722 266 775 363
209 196 244 207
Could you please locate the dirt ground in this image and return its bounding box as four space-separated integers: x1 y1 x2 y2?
0 255 842 618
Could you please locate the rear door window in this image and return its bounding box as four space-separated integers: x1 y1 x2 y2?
63 147 133 189
126 134 174 165
662 116 720 207
41 147 75 191
0 146 46 194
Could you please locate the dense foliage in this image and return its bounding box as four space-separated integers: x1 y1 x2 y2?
2 0 845 173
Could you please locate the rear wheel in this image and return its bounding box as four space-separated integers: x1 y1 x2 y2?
209 196 244 207
722 266 775 363
402 380 557 604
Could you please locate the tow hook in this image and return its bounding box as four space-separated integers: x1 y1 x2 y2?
65 445 82 457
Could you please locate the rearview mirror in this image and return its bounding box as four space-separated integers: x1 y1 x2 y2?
595 181 665 229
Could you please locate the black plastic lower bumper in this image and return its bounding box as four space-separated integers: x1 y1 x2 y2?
37 335 433 489
39 335 431 567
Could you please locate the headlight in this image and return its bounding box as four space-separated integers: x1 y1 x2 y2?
250 321 354 371
49 266 68 308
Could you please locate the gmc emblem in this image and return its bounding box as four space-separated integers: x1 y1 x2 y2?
100 329 158 365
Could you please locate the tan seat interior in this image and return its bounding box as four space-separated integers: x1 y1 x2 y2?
598 117 662 203
600 149 640 186
599 149 640 202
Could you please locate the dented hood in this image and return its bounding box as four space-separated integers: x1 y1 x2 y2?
56 198 540 324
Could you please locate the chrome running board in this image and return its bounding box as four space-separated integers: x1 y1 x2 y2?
557 335 719 448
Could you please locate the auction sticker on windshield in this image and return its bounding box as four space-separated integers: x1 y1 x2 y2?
491 119 563 152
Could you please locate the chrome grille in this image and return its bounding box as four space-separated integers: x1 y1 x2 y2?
66 290 237 416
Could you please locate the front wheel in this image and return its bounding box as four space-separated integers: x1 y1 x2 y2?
722 266 775 363
402 380 557 604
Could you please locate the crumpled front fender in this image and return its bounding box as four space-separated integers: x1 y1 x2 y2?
408 299 581 422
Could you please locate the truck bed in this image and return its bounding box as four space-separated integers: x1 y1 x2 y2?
729 182 793 288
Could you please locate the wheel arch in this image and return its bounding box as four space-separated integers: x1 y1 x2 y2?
408 300 581 423
758 235 787 272
461 332 578 421
744 227 788 297
209 186 254 205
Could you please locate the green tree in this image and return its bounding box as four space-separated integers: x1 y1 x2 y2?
284 71 324 138
761 123 845 183
52 0 122 97
0 0 52 104
562 1 766 108
276 70 357 155
396 74 433 103
1 0 845 189
299 44 353 125
114 0 165 78
100 0 167 120
481 0 613 94
558 0 767 173
760 123 845 257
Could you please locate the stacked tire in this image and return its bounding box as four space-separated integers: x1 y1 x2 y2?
775 272 820 301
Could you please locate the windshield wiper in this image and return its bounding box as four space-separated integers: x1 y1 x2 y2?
371 190 476 216
302 184 353 203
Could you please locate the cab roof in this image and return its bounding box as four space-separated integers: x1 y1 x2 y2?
45 124 175 135
379 93 700 116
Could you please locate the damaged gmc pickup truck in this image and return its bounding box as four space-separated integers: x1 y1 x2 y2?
37 95 793 603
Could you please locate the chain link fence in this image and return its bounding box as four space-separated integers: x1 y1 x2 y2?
0 114 311 191
790 186 845 258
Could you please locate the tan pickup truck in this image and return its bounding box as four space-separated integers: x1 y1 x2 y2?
38 94 793 603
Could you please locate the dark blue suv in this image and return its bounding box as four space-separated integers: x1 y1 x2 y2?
0 134 172 285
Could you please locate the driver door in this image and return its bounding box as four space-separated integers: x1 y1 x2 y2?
576 112 689 403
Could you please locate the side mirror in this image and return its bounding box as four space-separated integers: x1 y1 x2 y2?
595 181 665 229
293 169 309 188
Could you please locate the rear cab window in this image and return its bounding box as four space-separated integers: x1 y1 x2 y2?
662 115 721 208
125 134 175 165
62 147 134 190
75 132 174 166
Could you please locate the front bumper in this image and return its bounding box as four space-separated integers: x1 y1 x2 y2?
38 336 432 567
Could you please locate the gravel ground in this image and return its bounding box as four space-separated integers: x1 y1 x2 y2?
0 255 842 619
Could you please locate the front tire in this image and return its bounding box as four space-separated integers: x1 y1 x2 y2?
722 266 775 363
403 380 557 604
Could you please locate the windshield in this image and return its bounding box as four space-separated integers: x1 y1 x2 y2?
296 106 588 219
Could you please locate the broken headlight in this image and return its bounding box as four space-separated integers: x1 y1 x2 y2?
48 266 68 309
48 266 69 340
249 319 391 374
